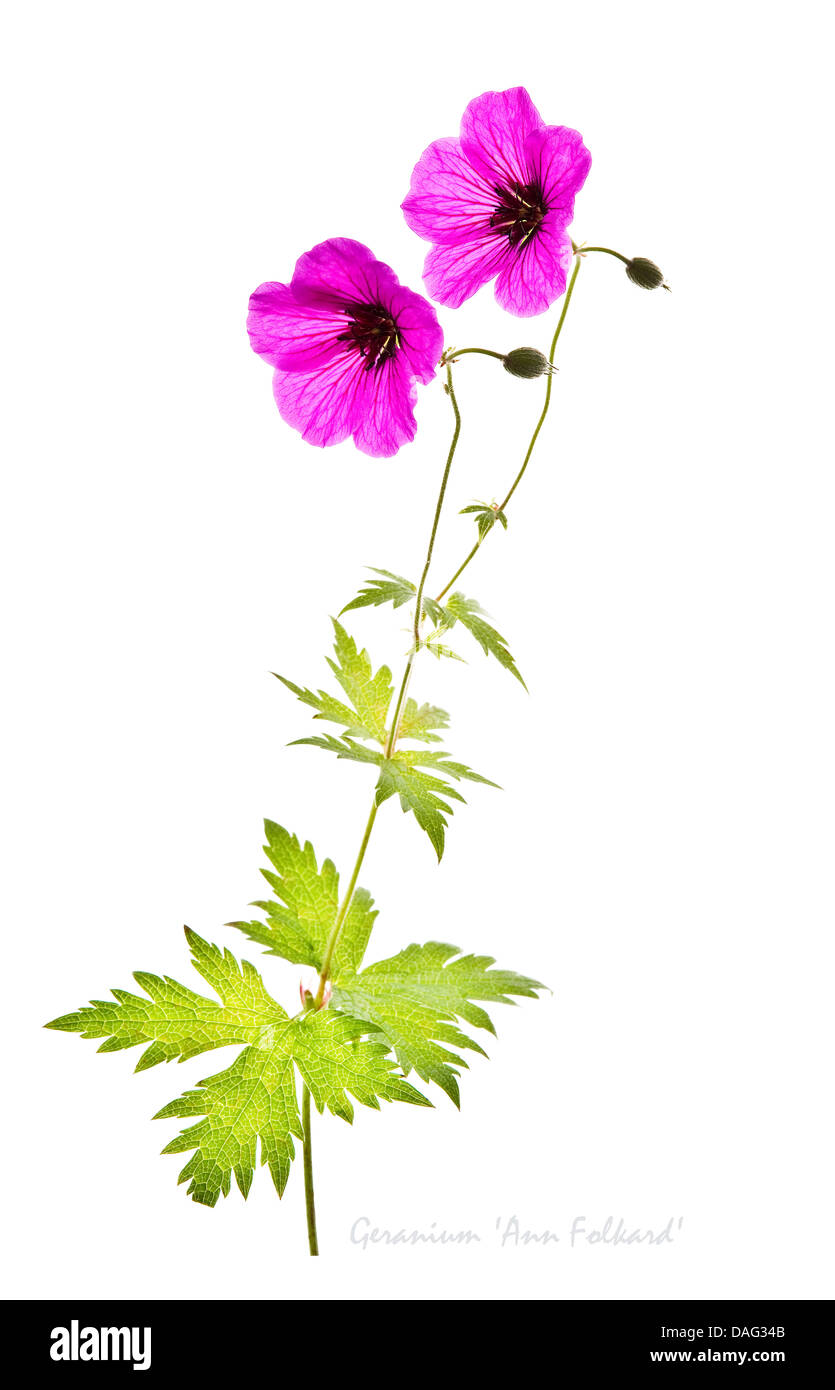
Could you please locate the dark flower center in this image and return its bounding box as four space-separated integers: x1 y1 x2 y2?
490 180 547 248
339 302 401 371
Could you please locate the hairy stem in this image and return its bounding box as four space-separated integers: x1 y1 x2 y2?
302 1083 318 1255
385 361 462 754
315 799 379 1007
434 256 582 603
444 347 506 364
577 245 630 264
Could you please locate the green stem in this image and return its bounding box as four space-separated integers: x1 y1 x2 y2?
443 347 506 364
436 540 481 604
578 246 630 264
302 1084 318 1255
434 256 582 603
315 798 379 1006
384 361 462 755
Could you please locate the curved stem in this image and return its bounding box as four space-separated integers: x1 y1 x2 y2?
443 347 506 364
578 246 630 264
384 362 462 755
302 1084 319 1255
434 257 582 603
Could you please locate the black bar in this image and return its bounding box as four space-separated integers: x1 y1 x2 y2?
3 1299 830 1374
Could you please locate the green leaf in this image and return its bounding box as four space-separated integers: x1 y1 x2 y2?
443 592 526 687
396 699 450 743
291 1008 431 1121
460 501 508 540
272 674 374 741
332 942 545 1106
275 619 394 745
372 757 465 861
157 1002 428 1205
395 748 500 788
340 568 415 615
45 928 287 1072
326 619 394 743
155 1027 302 1205
290 733 384 765
422 596 447 626
416 636 469 664
372 748 498 859
228 821 377 976
48 931 428 1207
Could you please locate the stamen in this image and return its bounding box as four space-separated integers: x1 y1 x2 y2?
338 301 401 371
491 179 547 248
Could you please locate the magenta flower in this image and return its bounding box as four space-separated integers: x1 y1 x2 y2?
247 239 443 459
402 88 591 318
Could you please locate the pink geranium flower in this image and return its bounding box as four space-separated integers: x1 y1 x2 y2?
247 239 443 459
402 88 591 318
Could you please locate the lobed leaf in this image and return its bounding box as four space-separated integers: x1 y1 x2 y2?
396 699 450 743
332 942 545 1106
45 928 287 1072
340 568 416 616
326 619 393 743
443 591 526 687
275 619 393 746
460 501 508 540
228 821 376 976
48 932 428 1207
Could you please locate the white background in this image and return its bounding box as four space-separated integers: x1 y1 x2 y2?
2 0 833 1302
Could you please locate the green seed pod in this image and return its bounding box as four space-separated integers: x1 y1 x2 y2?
502 347 555 379
626 257 667 290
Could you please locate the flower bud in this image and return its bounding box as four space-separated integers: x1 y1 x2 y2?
625 257 668 290
502 347 556 379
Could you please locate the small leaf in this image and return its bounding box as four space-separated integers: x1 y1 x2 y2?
340 568 416 616
396 699 450 743
229 821 377 975
460 500 508 540
290 733 384 765
272 674 375 741
374 758 460 860
422 596 447 627
443 592 526 687
396 748 500 788
326 619 394 743
372 746 497 860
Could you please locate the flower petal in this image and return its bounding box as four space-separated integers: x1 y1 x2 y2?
351 359 420 458
272 352 361 449
423 233 511 309
459 87 544 189
247 281 345 372
290 237 402 310
386 282 444 381
526 125 592 218
272 351 422 459
494 218 574 317
402 136 497 247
